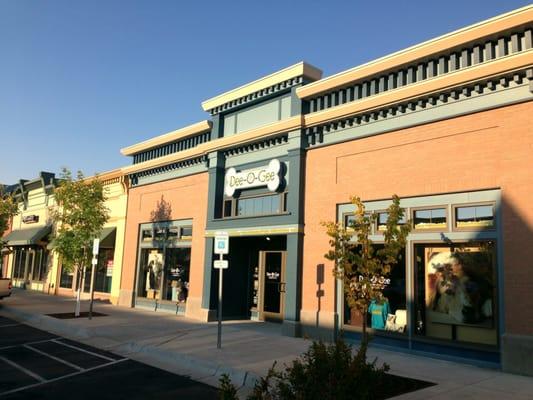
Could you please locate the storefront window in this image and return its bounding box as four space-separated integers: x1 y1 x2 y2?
83 248 114 293
138 249 164 299
137 247 191 302
415 242 497 345
59 265 74 289
161 248 190 302
31 249 49 281
12 248 26 279
344 246 407 335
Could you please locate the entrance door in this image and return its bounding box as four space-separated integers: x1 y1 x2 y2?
258 251 286 321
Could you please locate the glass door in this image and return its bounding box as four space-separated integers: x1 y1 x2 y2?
259 251 286 321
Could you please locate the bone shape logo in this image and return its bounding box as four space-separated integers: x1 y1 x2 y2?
224 159 281 197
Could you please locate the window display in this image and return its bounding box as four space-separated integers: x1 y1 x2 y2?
345 247 407 334
415 242 497 345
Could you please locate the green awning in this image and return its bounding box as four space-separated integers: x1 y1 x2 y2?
99 227 116 248
4 225 52 246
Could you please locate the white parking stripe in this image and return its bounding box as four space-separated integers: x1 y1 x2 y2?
52 339 118 362
0 338 57 351
24 344 84 372
0 355 45 383
0 358 129 396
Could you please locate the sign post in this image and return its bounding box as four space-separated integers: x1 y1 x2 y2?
214 232 229 349
89 238 99 320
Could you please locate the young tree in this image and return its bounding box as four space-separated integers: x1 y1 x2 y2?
323 195 411 345
51 169 109 317
0 186 18 239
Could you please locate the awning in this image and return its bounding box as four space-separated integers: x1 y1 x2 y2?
99 227 116 248
3 225 52 246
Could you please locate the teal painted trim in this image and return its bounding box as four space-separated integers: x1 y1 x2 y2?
308 81 532 152
284 233 303 322
224 142 292 168
134 164 207 187
202 237 215 309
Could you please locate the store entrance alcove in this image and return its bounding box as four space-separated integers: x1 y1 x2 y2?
213 235 287 321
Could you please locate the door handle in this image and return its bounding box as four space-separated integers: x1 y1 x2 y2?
278 282 286 293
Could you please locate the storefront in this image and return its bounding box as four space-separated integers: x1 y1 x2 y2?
3 172 60 292
56 170 128 305
116 5 533 373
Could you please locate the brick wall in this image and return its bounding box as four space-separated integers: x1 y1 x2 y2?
303 101 533 335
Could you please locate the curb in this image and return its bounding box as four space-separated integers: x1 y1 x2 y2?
0 304 260 390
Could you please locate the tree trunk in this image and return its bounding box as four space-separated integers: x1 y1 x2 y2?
74 264 85 317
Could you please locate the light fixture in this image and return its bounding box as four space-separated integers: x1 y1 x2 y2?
265 236 271 241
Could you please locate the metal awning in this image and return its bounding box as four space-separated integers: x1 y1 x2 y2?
99 227 116 248
3 225 52 246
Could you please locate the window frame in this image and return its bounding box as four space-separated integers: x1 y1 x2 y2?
221 191 288 219
411 205 449 232
452 202 496 232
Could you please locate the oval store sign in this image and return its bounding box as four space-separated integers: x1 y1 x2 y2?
224 159 281 197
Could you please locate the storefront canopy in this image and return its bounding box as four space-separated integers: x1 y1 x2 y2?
99 227 116 248
3 225 52 246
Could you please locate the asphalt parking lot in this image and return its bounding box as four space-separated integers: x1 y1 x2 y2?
0 316 217 399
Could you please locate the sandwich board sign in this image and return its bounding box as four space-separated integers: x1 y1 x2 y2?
214 231 229 255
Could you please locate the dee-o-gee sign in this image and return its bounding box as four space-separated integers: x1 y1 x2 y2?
224 159 281 197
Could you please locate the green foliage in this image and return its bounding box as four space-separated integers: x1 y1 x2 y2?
50 168 109 275
221 339 390 400
218 373 238 400
322 195 411 344
0 187 18 242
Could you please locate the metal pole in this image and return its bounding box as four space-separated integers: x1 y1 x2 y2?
217 253 223 349
89 257 97 320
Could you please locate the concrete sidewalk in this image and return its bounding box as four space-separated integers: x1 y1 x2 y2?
1 290 532 399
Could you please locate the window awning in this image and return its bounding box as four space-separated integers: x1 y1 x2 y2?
3 225 52 246
99 227 116 248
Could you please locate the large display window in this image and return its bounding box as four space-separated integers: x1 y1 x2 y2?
137 247 191 303
344 246 407 335
415 242 497 346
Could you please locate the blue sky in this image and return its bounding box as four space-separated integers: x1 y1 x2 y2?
0 0 530 183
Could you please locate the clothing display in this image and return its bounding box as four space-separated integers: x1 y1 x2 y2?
368 299 390 330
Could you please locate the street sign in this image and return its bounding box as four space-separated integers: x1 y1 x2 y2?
214 260 229 269
92 238 100 256
214 231 229 255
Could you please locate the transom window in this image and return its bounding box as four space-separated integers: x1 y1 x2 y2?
455 205 494 229
413 208 447 230
223 193 287 218
377 211 407 232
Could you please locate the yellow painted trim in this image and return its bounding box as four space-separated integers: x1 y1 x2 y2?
120 120 212 156
121 116 302 175
297 5 533 98
201 62 322 111
303 50 533 128
204 225 303 237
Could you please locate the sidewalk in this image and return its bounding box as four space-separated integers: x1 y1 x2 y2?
1 290 532 399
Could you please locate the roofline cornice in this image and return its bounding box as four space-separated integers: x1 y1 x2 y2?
120 120 212 156
297 4 533 99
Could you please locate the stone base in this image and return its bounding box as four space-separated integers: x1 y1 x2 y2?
502 333 533 376
184 296 212 321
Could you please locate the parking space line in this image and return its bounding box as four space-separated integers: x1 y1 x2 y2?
0 355 45 383
24 344 84 372
0 338 57 351
0 358 129 396
52 339 118 362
